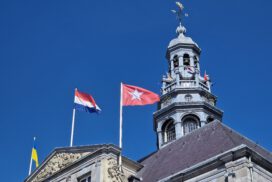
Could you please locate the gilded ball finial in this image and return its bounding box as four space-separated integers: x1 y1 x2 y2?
176 25 186 36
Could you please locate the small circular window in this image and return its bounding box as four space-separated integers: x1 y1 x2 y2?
185 94 193 102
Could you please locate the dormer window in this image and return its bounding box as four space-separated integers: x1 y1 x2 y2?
183 115 199 135
173 55 179 68
183 54 190 66
162 119 176 144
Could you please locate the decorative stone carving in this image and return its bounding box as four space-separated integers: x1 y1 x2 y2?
31 152 89 182
107 158 125 182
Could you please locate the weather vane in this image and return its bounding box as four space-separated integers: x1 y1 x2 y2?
171 1 188 25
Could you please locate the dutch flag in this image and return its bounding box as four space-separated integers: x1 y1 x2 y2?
74 89 101 113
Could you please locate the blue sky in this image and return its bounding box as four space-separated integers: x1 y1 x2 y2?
1 0 272 181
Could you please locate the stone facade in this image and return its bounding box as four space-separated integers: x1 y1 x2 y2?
159 149 272 182
253 164 272 182
32 152 89 182
25 145 142 182
25 140 272 182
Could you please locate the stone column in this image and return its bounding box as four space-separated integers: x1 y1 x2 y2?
195 70 200 87
170 59 175 78
189 56 194 67
200 120 205 127
179 55 183 67
162 79 166 95
175 121 183 139
157 130 163 148
175 69 180 86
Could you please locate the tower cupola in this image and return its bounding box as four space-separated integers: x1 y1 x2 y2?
154 2 223 149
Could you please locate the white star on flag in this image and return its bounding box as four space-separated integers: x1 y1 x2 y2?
129 89 143 101
122 83 160 106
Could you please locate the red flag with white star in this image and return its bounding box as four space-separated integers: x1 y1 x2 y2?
122 83 160 106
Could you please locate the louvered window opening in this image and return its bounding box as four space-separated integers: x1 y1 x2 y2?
166 124 176 142
184 120 198 135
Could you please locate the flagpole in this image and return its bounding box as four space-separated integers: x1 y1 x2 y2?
70 88 77 147
119 82 123 168
28 137 35 175
28 156 33 175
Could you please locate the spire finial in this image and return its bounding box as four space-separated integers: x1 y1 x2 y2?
171 1 188 36
171 2 188 25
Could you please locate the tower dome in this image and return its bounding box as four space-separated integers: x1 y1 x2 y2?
168 25 199 48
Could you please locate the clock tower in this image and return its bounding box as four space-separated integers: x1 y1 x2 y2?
154 5 223 149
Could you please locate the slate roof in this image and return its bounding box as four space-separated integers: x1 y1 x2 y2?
137 121 272 182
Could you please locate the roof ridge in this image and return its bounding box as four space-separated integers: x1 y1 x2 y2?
138 151 157 163
54 143 117 151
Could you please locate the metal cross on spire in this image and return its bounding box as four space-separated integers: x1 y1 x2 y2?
171 1 188 26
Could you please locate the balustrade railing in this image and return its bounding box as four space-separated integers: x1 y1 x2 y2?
180 80 197 88
163 80 210 94
199 82 210 91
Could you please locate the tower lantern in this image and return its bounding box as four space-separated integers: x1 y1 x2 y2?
154 2 223 149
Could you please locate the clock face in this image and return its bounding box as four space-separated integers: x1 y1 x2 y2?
183 71 193 78
181 68 195 80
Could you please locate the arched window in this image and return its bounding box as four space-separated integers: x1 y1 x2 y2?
162 119 176 144
183 54 190 66
183 115 199 135
173 55 179 68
